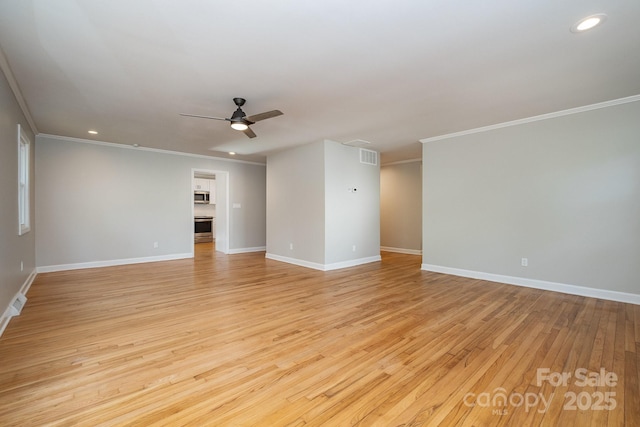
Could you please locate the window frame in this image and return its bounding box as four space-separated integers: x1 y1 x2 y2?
18 124 30 236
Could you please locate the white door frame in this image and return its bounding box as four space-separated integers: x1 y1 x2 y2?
191 168 230 254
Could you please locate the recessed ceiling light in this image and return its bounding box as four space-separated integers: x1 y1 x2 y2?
88 130 98 135
571 14 607 33
229 152 236 155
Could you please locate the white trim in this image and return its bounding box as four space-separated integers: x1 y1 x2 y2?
421 264 640 305
380 246 422 255
381 158 422 166
38 133 266 166
420 94 640 144
1 308 12 338
36 253 193 273
191 168 231 254
19 268 37 295
265 253 326 270
0 48 38 135
324 256 381 271
219 171 230 255
0 268 37 338
228 246 266 254
265 253 381 271
17 124 31 235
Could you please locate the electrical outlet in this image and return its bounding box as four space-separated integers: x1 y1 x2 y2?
153 242 159 249
521 257 528 267
289 243 293 250
20 261 24 272
352 245 356 252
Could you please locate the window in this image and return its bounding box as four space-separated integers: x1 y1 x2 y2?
18 124 30 235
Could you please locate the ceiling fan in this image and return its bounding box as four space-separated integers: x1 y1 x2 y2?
180 98 283 138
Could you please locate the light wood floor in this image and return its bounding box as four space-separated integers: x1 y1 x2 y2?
0 244 638 426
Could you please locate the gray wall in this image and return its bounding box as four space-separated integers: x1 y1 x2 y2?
380 161 422 252
0 67 36 316
324 141 380 263
422 100 640 295
266 140 380 268
266 140 326 264
35 135 266 268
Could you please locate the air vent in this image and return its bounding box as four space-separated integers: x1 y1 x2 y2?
9 294 27 317
343 139 372 147
359 148 378 166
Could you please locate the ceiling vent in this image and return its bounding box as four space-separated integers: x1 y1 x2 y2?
359 148 378 166
343 139 372 147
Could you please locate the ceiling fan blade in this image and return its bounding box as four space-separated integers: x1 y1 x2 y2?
243 127 257 138
245 110 283 123
180 113 229 121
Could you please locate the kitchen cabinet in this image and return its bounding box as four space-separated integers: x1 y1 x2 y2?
194 177 216 204
193 178 210 192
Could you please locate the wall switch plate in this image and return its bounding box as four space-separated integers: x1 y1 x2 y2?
521 257 528 267
289 243 293 250
153 242 159 249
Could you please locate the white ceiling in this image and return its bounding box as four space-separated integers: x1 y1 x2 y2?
1 1 639 164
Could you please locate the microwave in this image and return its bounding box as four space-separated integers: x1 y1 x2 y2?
194 191 210 204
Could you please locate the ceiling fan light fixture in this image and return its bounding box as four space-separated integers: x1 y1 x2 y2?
230 122 248 131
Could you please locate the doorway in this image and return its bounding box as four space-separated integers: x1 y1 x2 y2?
191 169 230 254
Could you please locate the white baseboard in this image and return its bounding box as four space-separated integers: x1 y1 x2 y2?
0 268 37 338
228 246 266 254
20 268 37 295
266 253 381 271
36 253 193 273
324 255 382 271
380 246 422 255
265 253 326 270
421 264 640 305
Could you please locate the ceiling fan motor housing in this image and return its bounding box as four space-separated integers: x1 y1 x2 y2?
231 108 246 121
230 107 253 128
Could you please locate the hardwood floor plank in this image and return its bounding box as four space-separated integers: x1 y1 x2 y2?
0 244 638 426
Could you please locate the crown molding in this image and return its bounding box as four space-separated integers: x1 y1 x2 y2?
37 133 267 166
0 47 38 135
420 94 640 144
381 158 422 166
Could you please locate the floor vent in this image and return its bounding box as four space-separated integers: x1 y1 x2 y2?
9 294 27 317
359 148 378 166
